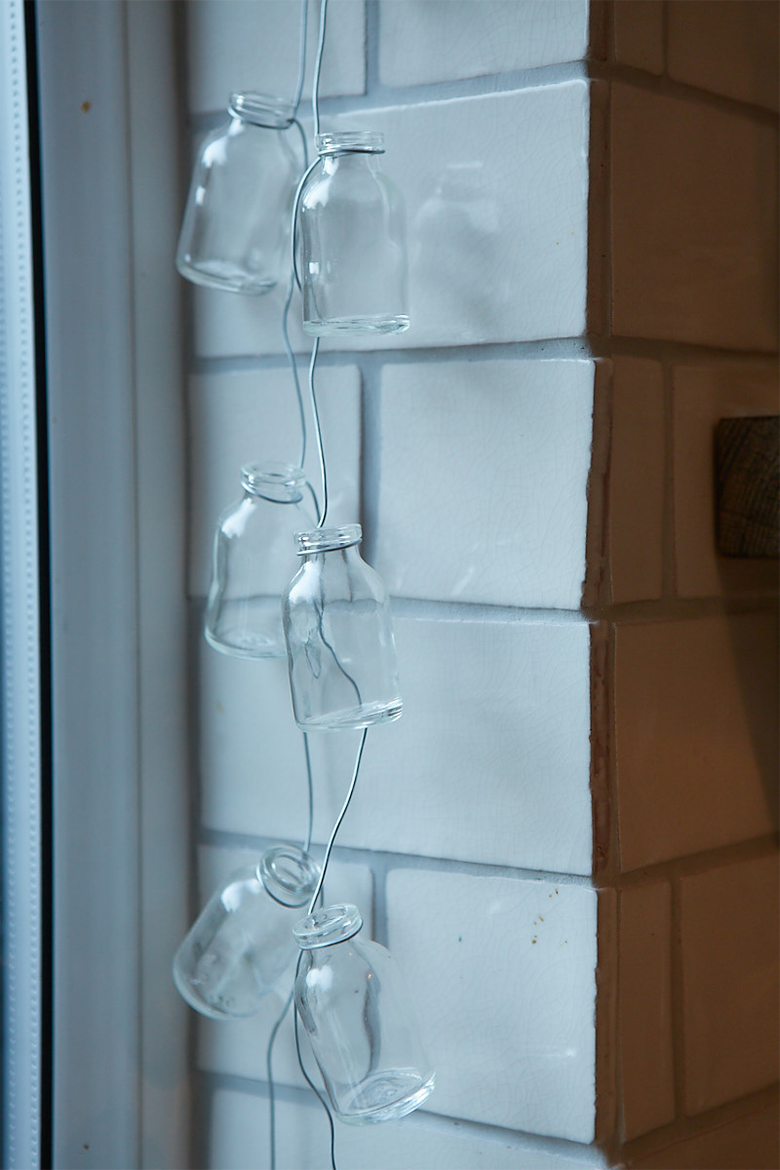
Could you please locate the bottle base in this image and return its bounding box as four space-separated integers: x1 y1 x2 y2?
204 625 287 660
303 314 410 337
296 698 403 732
176 257 277 296
336 1070 435 1125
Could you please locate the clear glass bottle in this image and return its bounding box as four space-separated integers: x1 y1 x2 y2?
294 904 435 1124
299 131 409 336
173 845 320 1020
176 92 298 295
205 463 315 659
282 524 402 730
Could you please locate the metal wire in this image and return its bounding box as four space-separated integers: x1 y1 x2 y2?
308 339 329 528
266 987 294 1170
312 0 328 140
282 119 309 472
294 952 338 1170
308 729 368 915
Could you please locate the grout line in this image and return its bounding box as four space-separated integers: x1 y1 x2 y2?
661 357 677 599
188 337 597 376
617 834 780 890
198 827 598 888
670 871 687 1120
588 60 780 126
189 337 780 379
201 1069 611 1164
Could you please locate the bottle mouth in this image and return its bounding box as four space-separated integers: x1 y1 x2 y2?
296 524 362 554
293 903 363 948
241 462 306 502
228 92 295 129
258 846 320 908
316 131 384 156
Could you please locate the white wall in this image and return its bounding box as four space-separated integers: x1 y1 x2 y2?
181 2 604 1167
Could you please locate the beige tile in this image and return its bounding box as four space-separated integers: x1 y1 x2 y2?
619 883 675 1139
608 358 665 603
614 613 778 871
672 363 780 599
611 85 779 351
681 854 780 1113
629 1096 780 1169
613 0 664 75
667 0 780 113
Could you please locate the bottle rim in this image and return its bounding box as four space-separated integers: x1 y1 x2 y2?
258 845 320 908
296 523 362 554
293 903 363 948
228 92 295 129
316 131 385 156
241 462 307 502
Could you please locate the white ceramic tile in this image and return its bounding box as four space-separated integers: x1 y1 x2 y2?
378 1 589 87
185 0 365 114
613 0 664 75
199 614 594 876
672 363 780 599
614 613 779 872
386 869 598 1141
208 1088 610 1170
667 0 779 113
630 1097 780 1170
375 358 594 609
196 845 373 1090
194 84 590 357
187 366 361 597
611 84 779 352
608 357 664 603
681 854 780 1114
619 883 675 1139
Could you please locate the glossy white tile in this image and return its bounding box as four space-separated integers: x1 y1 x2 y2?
378 1 589 87
614 614 779 871
375 358 594 609
193 84 591 357
681 854 780 1113
611 85 779 351
672 363 780 599
386 868 598 1141
199 614 594 876
208 1088 610 1170
187 366 361 597
608 357 665 603
185 0 365 114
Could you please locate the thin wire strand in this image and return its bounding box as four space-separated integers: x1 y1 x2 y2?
294 953 338 1170
307 340 329 528
301 731 314 854
307 729 368 915
290 0 309 116
312 0 328 140
282 119 310 471
266 988 294 1170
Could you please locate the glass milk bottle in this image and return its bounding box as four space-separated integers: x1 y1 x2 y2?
282 524 402 730
205 463 314 659
294 904 435 1123
176 92 298 295
298 131 409 335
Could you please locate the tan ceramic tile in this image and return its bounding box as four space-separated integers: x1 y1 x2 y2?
672 363 780 599
608 358 665 603
667 0 779 113
619 883 675 1139
681 854 780 1113
614 613 778 871
613 0 664 75
611 85 779 351
629 1096 780 1169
